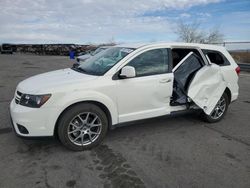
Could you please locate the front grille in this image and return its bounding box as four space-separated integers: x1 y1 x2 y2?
15 91 22 104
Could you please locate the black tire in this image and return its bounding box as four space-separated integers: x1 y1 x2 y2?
58 103 108 151
202 92 229 123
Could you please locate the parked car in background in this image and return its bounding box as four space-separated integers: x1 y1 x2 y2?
76 46 110 63
0 43 13 54
10 42 239 151
77 52 87 56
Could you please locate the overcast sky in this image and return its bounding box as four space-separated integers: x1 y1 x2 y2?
0 0 249 44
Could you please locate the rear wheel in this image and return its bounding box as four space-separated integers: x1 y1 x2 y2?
58 103 108 151
202 92 229 123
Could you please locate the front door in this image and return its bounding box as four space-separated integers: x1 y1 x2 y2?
115 48 173 123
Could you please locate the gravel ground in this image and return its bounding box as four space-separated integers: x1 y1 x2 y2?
0 54 250 188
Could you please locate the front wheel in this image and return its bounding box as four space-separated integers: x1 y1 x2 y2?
58 103 108 151
202 93 229 123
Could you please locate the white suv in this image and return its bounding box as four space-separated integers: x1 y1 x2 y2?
10 43 240 150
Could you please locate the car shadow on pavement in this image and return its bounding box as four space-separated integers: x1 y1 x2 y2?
106 111 202 140
12 111 202 154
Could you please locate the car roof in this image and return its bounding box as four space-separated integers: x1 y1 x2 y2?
116 42 226 51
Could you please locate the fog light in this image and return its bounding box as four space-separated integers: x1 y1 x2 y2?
17 124 29 134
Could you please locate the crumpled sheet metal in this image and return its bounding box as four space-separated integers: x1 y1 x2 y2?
188 64 226 115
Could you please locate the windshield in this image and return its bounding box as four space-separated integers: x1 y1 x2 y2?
92 47 106 55
74 47 134 75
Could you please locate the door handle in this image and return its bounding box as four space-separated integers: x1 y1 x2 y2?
159 78 172 83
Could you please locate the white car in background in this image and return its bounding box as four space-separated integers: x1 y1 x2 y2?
10 42 239 151
76 46 110 63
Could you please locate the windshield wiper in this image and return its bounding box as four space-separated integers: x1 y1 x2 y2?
71 65 101 76
71 66 87 73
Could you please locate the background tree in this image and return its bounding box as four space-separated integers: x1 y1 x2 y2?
175 21 224 43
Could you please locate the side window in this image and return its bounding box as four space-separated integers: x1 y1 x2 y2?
172 48 203 68
127 49 169 77
203 50 230 66
174 53 202 90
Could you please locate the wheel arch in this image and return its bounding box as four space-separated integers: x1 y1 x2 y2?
224 87 232 103
53 101 113 137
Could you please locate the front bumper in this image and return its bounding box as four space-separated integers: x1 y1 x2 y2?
10 99 57 137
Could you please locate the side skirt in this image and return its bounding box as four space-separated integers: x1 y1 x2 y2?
111 108 201 130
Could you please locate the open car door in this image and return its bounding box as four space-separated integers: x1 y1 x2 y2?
187 63 227 115
173 52 227 115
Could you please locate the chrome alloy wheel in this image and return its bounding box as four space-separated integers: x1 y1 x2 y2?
67 112 102 146
210 96 226 120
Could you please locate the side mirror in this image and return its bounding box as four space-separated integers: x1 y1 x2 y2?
119 66 136 79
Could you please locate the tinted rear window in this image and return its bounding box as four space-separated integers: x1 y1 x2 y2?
203 50 230 66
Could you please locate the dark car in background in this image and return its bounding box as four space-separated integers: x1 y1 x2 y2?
0 43 13 54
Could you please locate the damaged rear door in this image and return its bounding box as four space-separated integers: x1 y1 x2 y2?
187 63 226 115
173 51 227 115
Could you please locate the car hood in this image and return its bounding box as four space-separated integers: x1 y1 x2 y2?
17 68 98 94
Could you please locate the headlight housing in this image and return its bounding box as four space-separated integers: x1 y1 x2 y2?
19 94 51 108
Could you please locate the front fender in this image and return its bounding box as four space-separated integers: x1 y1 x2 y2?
47 90 118 133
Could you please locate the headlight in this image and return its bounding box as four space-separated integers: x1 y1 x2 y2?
19 94 51 108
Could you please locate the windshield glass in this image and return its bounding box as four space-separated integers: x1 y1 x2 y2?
75 47 134 75
92 47 106 55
